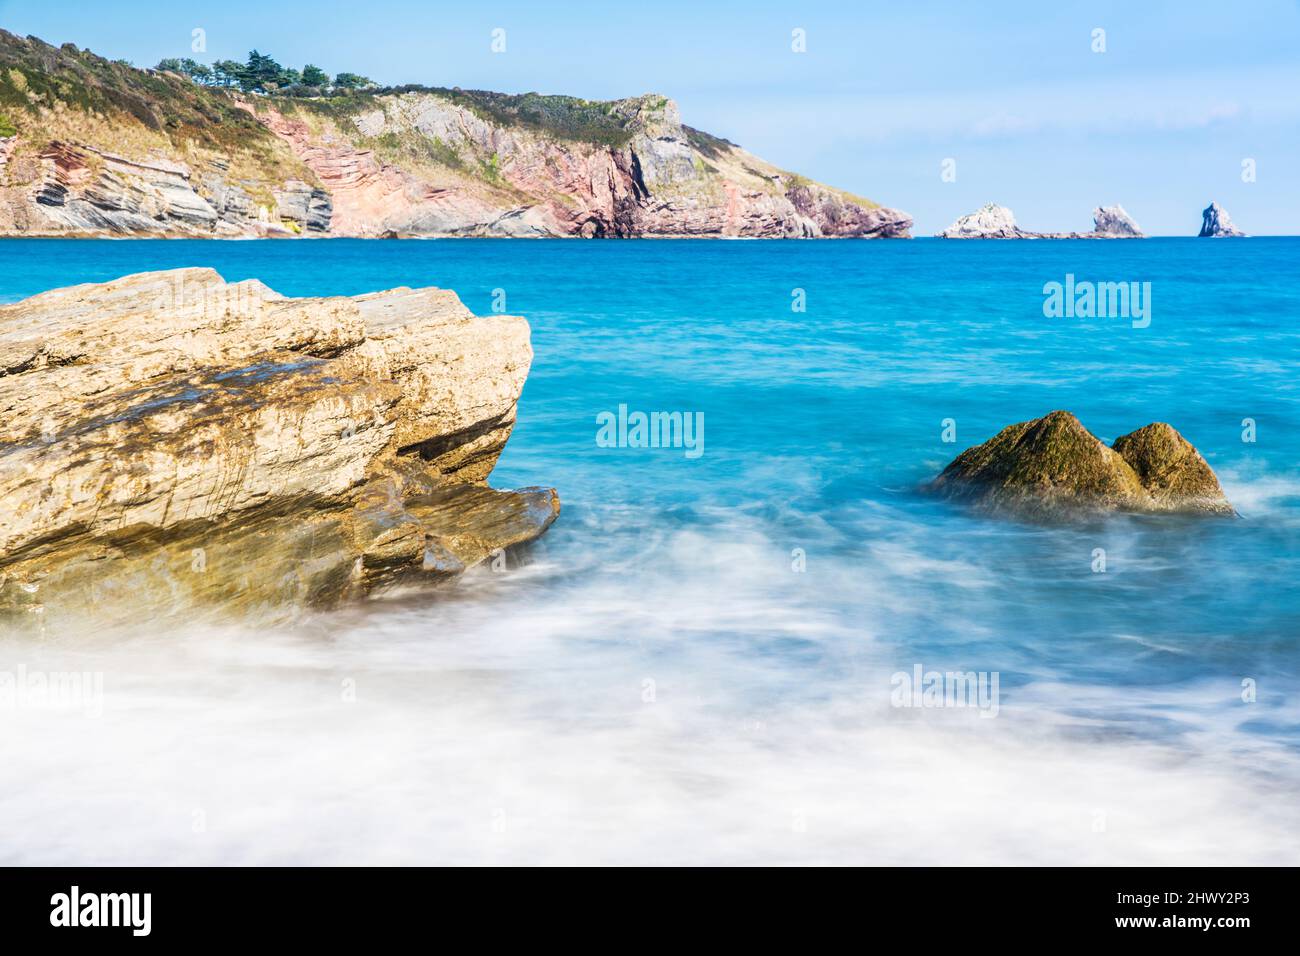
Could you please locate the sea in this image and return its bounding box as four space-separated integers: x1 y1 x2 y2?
1 236 1297 864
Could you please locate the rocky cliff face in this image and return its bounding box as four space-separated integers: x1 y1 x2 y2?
0 31 910 238
248 92 912 239
0 269 559 631
928 411 1234 520
1198 201 1246 237
11 140 331 236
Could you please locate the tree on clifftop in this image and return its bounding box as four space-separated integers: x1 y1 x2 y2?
333 72 376 90
243 50 284 91
210 60 246 89
156 58 215 85
301 64 329 87
156 51 367 95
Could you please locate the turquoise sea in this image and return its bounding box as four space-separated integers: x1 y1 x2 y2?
2 237 1298 864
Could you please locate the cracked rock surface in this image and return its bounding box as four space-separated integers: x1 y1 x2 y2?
0 268 559 629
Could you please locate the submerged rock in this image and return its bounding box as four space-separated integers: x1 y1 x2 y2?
0 268 559 630
928 411 1233 519
1198 201 1246 237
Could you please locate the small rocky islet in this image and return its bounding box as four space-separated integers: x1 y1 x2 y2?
929 410 1235 521
938 203 1145 239
939 201 1248 238
1199 201 1247 237
0 269 560 631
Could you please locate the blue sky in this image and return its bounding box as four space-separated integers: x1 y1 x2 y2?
2 0 1297 234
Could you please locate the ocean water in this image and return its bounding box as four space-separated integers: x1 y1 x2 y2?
1 237 1298 865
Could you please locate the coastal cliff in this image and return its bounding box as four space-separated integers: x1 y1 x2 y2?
0 269 559 630
0 31 911 239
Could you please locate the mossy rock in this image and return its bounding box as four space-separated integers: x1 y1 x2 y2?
1112 423 1236 515
929 410 1234 520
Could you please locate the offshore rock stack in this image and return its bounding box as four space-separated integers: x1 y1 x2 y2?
1198 202 1247 237
938 203 1145 238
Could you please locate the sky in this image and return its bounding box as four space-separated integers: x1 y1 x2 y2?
1 0 1297 234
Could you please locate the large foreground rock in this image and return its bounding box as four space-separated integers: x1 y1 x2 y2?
0 269 559 630
928 411 1234 519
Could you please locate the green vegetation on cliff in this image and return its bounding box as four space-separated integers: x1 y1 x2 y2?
437 89 635 147
289 85 638 148
156 51 372 96
0 31 274 153
2 31 656 153
151 47 633 147
0 28 904 239
683 126 737 159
